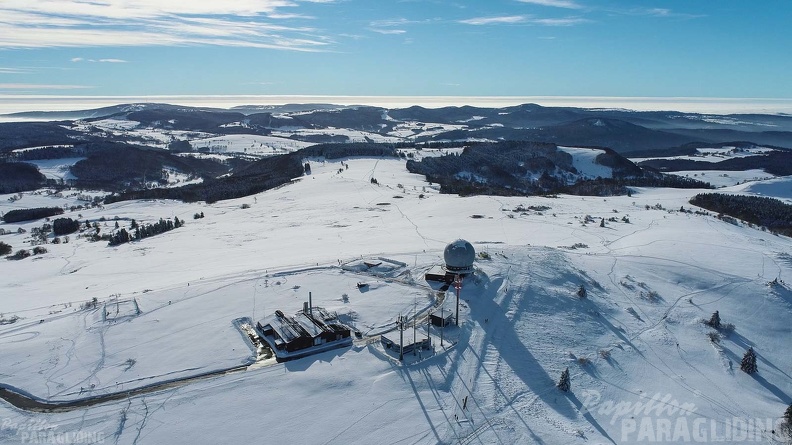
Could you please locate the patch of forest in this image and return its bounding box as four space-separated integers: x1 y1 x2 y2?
405 141 707 197
2 207 64 223
0 122 83 153
300 142 398 159
637 150 792 175
562 175 711 196
108 218 182 246
689 193 792 236
293 107 394 133
626 142 775 159
104 143 398 204
0 163 48 193
69 142 229 190
104 151 305 203
124 109 298 136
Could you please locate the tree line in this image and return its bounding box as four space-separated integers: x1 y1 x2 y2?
108 217 182 246
690 193 792 236
2 206 64 223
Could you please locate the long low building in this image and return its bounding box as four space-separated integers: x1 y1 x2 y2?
256 307 352 361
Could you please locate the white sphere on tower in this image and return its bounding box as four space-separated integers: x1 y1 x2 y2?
444 239 475 275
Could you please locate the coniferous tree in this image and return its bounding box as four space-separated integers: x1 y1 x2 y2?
740 347 757 374
557 367 570 392
708 311 721 329
577 285 587 298
782 404 792 439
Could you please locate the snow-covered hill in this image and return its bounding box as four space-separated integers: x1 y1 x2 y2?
1 156 791 444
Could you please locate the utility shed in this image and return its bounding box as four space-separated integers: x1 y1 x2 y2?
424 265 453 283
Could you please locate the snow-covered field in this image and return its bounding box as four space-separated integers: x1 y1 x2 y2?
21 158 85 181
629 147 775 164
730 176 792 203
272 127 401 144
559 146 613 179
1 157 791 444
189 134 313 155
667 170 775 188
388 122 468 139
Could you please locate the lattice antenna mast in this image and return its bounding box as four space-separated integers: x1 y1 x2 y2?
454 274 463 327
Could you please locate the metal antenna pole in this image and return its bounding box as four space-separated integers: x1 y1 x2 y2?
399 315 404 362
440 307 444 347
413 302 417 356
427 309 430 341
454 274 462 327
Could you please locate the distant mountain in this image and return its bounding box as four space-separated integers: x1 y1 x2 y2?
1 103 188 121
3 102 792 153
1 101 791 197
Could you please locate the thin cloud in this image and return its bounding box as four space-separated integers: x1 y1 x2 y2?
517 0 582 9
369 18 423 28
620 7 705 19
0 1 336 51
460 15 526 25
0 67 29 74
267 13 315 20
0 83 93 90
531 17 588 26
368 28 407 35
459 15 587 26
71 58 128 63
367 18 434 35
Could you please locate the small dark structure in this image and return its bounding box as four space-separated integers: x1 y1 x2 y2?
256 307 352 361
424 265 453 283
429 311 453 327
381 332 431 355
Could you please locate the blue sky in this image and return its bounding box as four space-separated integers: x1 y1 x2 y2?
1 0 790 99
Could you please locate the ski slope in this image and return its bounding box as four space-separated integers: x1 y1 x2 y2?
1 157 791 444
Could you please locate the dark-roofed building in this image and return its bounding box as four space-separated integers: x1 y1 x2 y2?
256 307 352 360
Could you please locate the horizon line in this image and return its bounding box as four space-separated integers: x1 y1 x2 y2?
2 94 792 115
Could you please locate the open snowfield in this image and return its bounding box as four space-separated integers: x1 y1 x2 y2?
1 155 791 444
721 176 792 204
188 134 314 156
387 122 469 139
20 158 85 181
559 147 613 179
271 127 402 144
629 147 775 164
666 170 775 188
